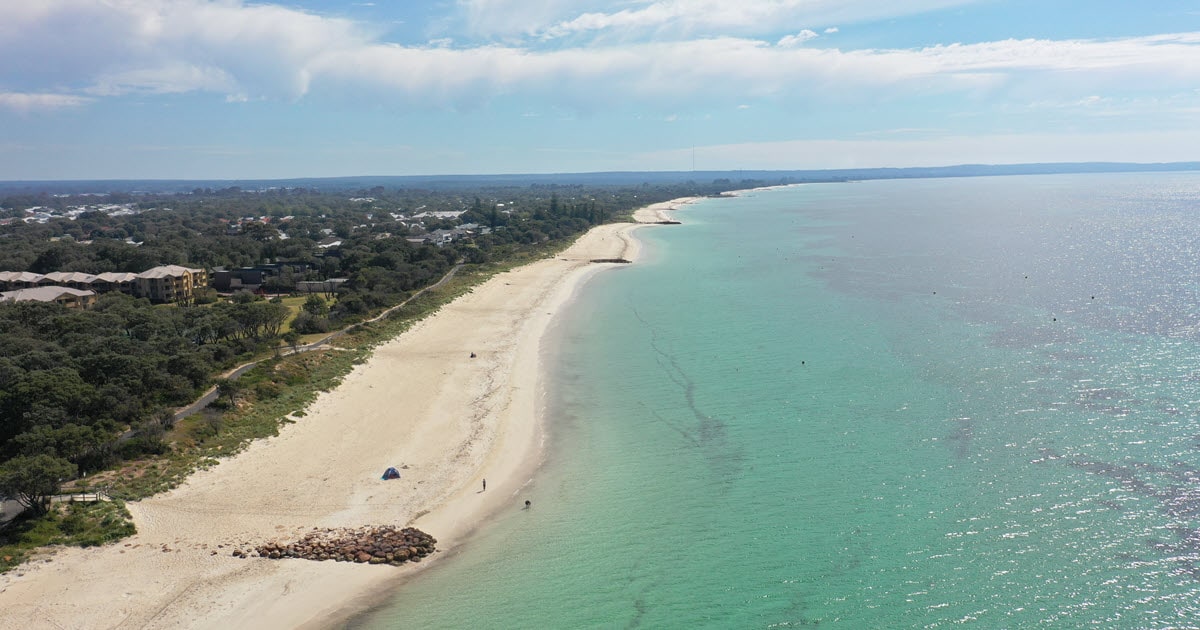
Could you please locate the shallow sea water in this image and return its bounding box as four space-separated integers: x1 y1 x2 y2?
352 173 1200 628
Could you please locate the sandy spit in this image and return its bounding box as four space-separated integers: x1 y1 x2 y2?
0 198 700 630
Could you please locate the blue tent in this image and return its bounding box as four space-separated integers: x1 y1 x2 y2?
381 467 401 480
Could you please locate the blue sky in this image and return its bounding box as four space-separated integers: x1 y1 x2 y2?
2 0 1199 180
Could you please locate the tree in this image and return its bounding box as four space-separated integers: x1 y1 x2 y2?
231 290 258 304
123 417 169 458
248 301 289 339
0 454 76 516
291 312 329 334
302 294 329 317
192 287 219 305
10 423 105 469
154 407 177 431
283 331 301 354
216 300 288 341
214 378 241 407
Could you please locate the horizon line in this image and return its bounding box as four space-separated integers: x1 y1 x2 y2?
2 160 1199 187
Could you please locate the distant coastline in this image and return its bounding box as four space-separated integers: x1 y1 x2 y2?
2 161 1198 194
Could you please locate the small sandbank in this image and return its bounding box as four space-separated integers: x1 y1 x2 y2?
632 196 700 223
0 198 698 630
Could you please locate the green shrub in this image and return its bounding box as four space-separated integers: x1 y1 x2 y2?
254 382 283 399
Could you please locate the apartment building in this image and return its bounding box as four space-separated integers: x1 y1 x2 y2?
0 265 209 304
0 286 98 309
135 265 209 303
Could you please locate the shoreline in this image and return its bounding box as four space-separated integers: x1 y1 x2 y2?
0 197 700 630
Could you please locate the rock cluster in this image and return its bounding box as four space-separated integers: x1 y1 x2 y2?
242 526 436 565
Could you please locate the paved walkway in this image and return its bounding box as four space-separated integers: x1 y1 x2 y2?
0 498 22 525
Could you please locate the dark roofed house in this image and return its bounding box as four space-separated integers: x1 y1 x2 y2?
212 263 310 293
213 269 267 292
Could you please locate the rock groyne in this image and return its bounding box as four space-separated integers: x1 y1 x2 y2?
245 525 436 566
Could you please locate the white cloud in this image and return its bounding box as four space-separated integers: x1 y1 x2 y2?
306 33 1200 111
778 30 820 47
0 92 91 112
87 63 237 97
854 127 946 136
455 0 598 40
1015 93 1200 122
824 27 839 34
4 1 1200 116
535 0 979 40
0 0 366 99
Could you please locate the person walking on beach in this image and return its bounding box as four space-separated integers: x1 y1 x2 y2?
482 479 486 491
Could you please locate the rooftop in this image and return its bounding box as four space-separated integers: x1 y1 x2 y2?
1 286 96 303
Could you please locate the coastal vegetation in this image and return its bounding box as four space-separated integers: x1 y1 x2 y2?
0 500 135 573
0 178 763 569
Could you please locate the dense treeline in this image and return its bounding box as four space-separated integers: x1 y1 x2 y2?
0 178 765 512
0 293 294 482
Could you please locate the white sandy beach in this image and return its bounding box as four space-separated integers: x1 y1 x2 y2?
0 198 698 630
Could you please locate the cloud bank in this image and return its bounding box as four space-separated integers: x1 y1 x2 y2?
0 92 91 113
3 1 1200 114
458 0 979 40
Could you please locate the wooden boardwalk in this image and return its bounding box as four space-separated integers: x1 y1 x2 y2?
1 490 112 525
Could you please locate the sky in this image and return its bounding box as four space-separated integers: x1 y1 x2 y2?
2 0 1200 180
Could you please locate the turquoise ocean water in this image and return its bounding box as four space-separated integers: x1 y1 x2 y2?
353 173 1200 628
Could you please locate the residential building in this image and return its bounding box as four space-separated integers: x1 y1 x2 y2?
0 265 209 304
295 278 348 294
211 262 310 292
0 271 43 290
133 265 208 303
0 286 98 309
